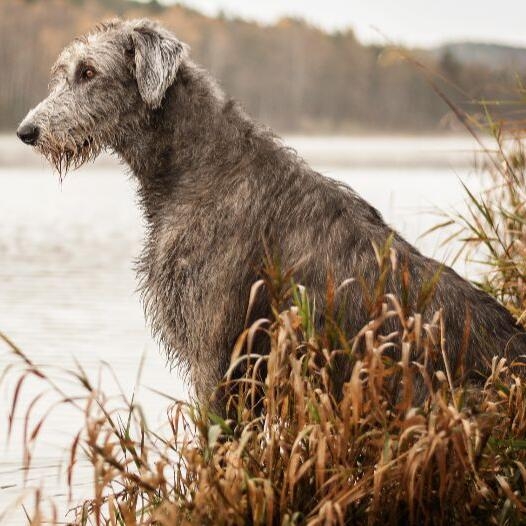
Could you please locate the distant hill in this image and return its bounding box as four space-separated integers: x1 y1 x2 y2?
1 0 525 133
433 42 526 72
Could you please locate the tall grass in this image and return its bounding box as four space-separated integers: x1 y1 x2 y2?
3 241 526 525
438 127 526 322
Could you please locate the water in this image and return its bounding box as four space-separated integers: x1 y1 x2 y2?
0 135 485 523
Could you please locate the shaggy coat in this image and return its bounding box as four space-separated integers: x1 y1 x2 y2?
17 19 526 410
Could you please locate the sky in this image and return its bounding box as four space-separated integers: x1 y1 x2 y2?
156 0 526 48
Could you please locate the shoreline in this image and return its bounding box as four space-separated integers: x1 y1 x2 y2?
0 134 485 170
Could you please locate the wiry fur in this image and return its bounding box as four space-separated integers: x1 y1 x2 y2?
18 19 526 411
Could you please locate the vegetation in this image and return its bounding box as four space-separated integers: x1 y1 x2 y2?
439 128 526 316
3 120 526 523
2 0 526 133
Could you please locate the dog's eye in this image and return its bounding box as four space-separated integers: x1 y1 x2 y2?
81 67 96 81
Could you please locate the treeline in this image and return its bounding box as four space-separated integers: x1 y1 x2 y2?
1 0 525 132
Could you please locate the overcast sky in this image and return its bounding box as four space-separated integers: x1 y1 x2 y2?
157 0 526 48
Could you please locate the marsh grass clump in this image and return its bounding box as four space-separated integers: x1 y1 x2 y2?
431 95 526 322
3 243 526 525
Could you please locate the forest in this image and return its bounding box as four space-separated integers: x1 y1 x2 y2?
1 0 525 133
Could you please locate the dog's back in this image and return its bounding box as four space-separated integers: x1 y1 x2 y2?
248 139 526 389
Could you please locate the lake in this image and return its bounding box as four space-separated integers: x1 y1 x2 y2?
0 134 488 523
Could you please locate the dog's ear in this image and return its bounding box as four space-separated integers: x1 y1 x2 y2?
130 21 187 109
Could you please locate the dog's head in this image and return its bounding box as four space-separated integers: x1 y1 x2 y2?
16 19 188 176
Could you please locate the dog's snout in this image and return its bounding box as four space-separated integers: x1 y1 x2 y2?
16 123 40 146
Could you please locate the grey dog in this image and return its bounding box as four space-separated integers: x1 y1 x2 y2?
17 19 526 411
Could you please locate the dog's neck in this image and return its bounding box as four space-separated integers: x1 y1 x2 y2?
113 60 266 222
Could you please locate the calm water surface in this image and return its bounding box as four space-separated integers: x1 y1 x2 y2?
0 135 485 523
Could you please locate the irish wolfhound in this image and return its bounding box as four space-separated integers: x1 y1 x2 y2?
17 19 526 411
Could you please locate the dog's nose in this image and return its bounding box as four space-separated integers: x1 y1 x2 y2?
16 123 40 145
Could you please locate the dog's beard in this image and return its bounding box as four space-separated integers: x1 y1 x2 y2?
36 134 102 181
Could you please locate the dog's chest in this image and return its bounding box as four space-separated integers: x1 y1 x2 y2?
140 199 246 308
